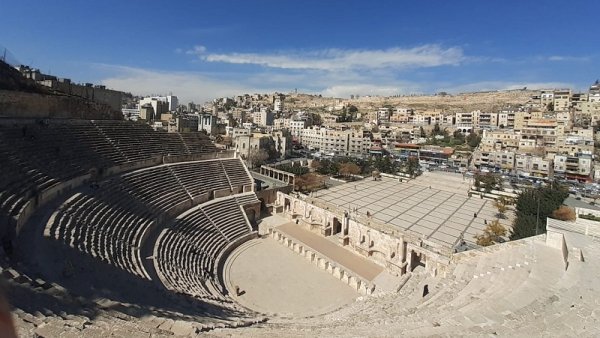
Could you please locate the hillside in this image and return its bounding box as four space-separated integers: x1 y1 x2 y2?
0 60 122 119
285 90 536 113
0 60 47 93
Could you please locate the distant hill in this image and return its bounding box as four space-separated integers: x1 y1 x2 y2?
284 90 536 113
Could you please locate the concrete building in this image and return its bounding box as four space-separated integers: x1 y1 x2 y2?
552 89 571 112
475 111 499 129
140 96 178 113
514 154 553 178
139 97 170 119
300 127 371 156
540 90 554 110
520 118 563 152
175 114 199 132
121 108 140 121
289 120 307 139
479 130 520 152
553 154 593 181
199 113 218 135
274 96 284 113
139 103 156 121
498 110 516 129
235 131 291 165
471 150 515 171
254 109 274 127
514 111 543 131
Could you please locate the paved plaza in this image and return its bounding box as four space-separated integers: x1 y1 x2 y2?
313 174 501 248
226 238 358 317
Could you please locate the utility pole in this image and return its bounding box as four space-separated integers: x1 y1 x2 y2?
535 194 540 235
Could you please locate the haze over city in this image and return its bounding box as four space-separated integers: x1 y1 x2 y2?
1 0 599 102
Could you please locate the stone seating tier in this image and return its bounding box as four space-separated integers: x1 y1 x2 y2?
153 195 254 299
0 120 217 238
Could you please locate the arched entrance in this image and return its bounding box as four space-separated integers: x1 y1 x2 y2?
259 198 268 216
332 217 342 235
409 250 425 271
245 209 257 230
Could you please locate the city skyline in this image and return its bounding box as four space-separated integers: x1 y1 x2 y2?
1 0 598 103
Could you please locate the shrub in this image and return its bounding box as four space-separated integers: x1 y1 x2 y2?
551 205 575 221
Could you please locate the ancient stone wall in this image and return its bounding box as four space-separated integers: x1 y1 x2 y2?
0 90 120 119
275 192 450 276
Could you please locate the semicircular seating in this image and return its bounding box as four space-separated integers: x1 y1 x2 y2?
153 194 257 298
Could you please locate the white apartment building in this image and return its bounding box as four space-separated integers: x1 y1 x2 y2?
455 112 475 132
552 89 571 112
471 150 515 171
274 97 284 112
554 154 592 180
198 113 217 135
476 111 499 129
479 130 520 152
514 154 553 178
520 118 564 151
289 120 307 139
140 95 178 112
300 127 371 156
540 90 554 110
257 109 274 127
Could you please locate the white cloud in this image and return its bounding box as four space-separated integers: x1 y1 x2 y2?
92 64 255 103
547 55 590 62
186 45 207 55
187 44 464 70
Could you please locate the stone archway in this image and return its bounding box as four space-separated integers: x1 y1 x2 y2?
245 208 257 230
284 198 291 212
332 217 342 235
258 198 268 216
409 250 425 271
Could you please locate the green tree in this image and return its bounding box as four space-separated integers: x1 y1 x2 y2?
432 122 442 136
277 164 309 175
406 156 420 177
453 130 465 144
474 173 501 193
510 182 569 240
311 113 323 126
466 132 481 149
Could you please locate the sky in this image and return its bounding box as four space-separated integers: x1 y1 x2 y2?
1 0 598 103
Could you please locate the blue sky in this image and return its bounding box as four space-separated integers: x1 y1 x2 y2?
1 0 598 103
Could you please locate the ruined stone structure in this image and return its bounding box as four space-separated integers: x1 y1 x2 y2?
275 192 451 278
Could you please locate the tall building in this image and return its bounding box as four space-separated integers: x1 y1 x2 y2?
140 96 178 113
